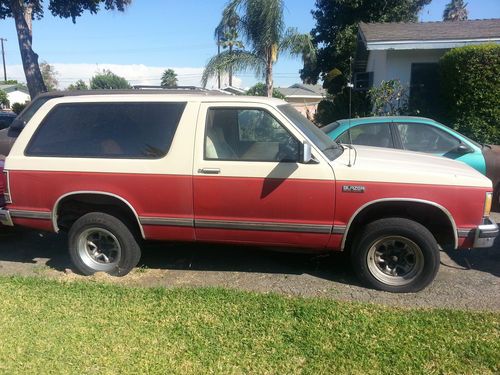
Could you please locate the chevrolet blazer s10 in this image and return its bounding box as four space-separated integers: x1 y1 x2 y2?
0 92 497 292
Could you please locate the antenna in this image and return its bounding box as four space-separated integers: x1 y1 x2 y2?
347 56 354 167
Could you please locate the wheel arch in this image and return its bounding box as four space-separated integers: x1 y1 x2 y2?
341 198 458 251
52 191 145 239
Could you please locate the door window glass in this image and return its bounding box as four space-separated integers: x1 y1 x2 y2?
396 123 460 153
205 108 299 162
339 123 394 148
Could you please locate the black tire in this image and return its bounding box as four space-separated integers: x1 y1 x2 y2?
351 218 440 293
68 212 141 276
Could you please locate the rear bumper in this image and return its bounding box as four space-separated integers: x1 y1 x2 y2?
472 217 498 248
0 207 13 226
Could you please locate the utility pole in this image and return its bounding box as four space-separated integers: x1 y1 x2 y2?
0 38 6 82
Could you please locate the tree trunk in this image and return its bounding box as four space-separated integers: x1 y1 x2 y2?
229 45 233 87
10 0 47 99
265 56 273 98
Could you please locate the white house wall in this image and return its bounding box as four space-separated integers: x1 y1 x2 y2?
7 91 31 106
379 49 447 87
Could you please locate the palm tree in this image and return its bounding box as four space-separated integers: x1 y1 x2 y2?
443 0 468 21
161 69 178 88
214 7 244 87
202 0 316 97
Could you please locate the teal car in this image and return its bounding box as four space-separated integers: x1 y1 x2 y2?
323 116 500 209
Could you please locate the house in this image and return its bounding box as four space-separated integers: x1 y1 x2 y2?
0 84 30 108
275 84 326 119
354 19 500 109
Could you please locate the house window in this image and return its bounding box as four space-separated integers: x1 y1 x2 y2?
410 63 440 117
354 72 374 91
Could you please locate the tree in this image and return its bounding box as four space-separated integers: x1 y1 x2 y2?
67 79 88 91
214 6 243 87
301 0 431 95
246 82 285 99
160 69 178 88
0 1 131 99
443 0 468 21
369 80 409 116
40 61 58 91
90 70 131 90
0 89 9 108
202 0 316 97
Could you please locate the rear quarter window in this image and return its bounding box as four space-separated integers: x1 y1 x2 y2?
26 102 186 159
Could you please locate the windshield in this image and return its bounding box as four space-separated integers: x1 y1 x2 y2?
278 104 342 160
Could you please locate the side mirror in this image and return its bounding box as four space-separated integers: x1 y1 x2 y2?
455 143 473 154
301 142 313 164
9 118 25 132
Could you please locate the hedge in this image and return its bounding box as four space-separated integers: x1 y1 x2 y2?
440 44 500 144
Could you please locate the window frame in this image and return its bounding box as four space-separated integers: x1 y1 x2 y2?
203 106 301 163
24 101 186 159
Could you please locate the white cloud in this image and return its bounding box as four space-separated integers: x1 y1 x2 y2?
5 63 243 89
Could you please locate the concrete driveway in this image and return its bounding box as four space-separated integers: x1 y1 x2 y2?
0 213 499 311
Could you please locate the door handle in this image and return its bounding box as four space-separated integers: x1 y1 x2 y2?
198 168 221 174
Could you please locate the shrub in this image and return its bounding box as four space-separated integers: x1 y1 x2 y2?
11 102 27 114
440 44 500 144
246 83 285 99
315 89 370 126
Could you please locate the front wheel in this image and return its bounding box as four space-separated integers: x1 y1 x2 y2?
68 212 141 276
351 218 440 293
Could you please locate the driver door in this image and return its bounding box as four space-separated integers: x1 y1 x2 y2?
192 102 335 249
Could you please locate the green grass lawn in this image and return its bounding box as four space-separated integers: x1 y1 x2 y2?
0 277 498 374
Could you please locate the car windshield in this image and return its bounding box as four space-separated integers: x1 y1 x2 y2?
278 104 342 161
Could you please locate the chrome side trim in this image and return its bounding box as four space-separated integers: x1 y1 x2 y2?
10 209 52 220
195 219 332 234
457 228 473 238
341 198 459 250
139 217 194 227
4 169 12 204
52 191 145 239
331 225 346 234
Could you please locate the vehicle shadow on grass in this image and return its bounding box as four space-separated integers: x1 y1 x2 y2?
0 227 362 287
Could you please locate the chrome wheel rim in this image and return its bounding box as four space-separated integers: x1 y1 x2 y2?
77 228 121 272
367 236 424 286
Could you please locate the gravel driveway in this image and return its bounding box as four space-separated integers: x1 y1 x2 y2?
0 213 499 311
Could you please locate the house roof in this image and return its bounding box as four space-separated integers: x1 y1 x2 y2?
276 84 326 99
0 84 29 95
359 19 500 50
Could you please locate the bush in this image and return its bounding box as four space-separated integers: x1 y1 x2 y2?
315 89 370 126
246 83 285 99
11 102 28 114
440 44 500 144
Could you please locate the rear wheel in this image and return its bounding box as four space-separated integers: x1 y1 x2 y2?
351 218 440 293
68 212 141 276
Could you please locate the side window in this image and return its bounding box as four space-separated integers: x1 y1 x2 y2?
396 123 460 153
205 108 299 162
340 123 394 148
26 102 186 158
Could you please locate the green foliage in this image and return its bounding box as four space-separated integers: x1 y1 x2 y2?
67 79 88 91
40 61 58 91
0 89 9 107
315 90 370 126
0 80 18 85
11 102 27 114
302 0 431 94
160 69 178 88
369 80 409 116
443 0 468 21
90 70 131 90
0 277 498 374
246 82 285 99
440 44 500 144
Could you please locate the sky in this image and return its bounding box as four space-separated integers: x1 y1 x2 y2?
0 0 499 90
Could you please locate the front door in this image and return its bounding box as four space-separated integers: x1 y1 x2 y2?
192 103 335 249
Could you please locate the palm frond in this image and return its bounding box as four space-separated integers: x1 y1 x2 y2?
280 27 316 64
201 50 266 87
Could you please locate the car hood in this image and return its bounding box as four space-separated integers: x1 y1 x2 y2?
332 145 492 188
